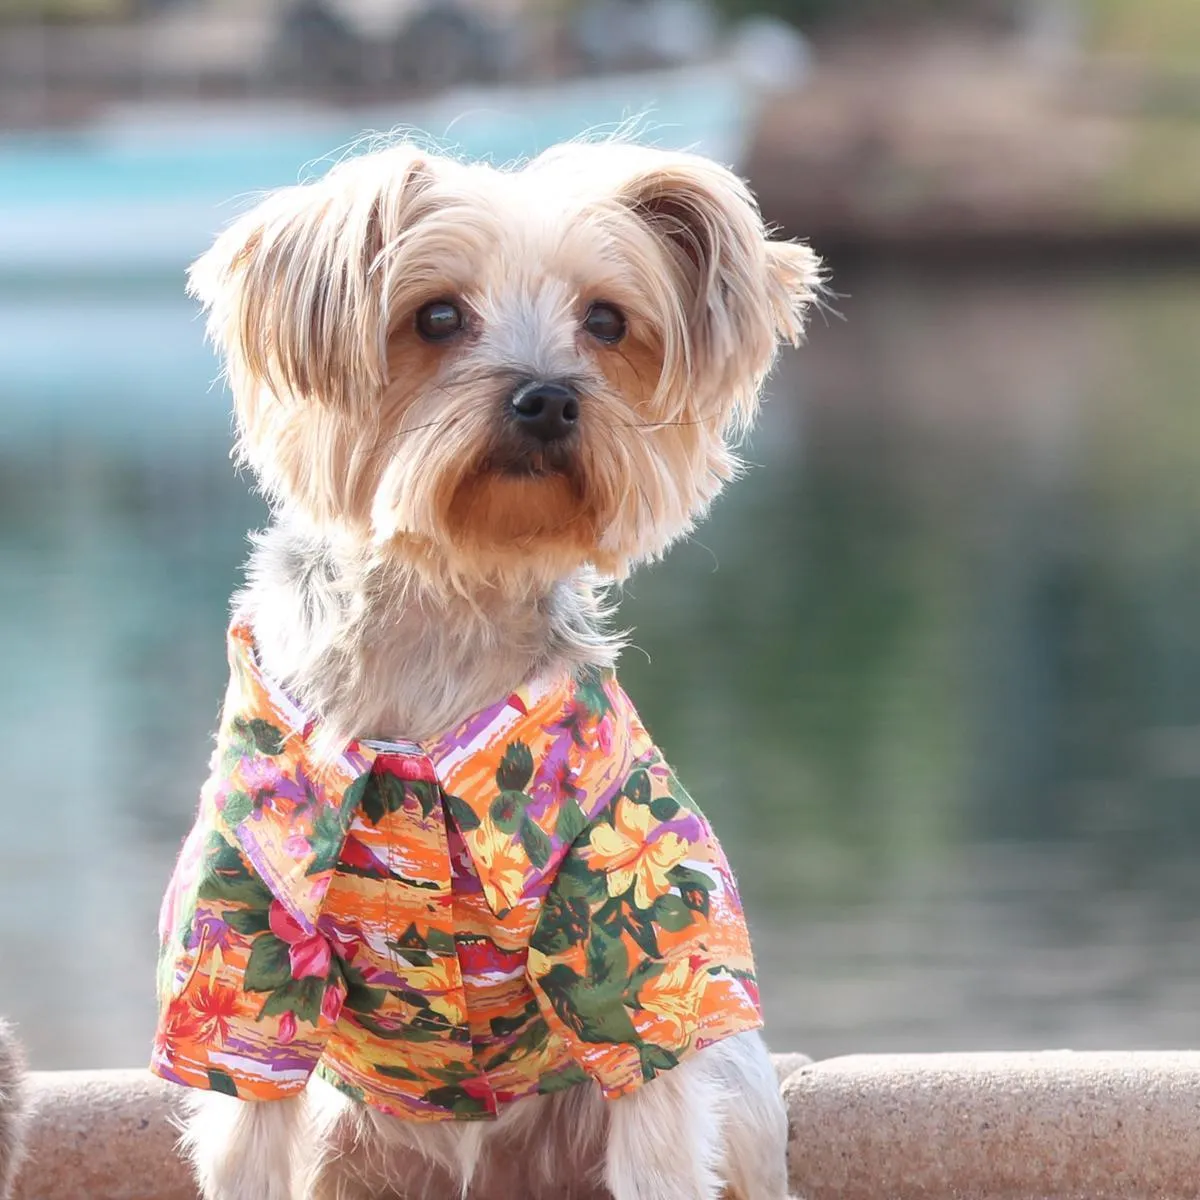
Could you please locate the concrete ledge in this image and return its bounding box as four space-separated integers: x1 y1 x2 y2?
785 1052 1200 1200
14 1069 193 1200
11 1053 1200 1199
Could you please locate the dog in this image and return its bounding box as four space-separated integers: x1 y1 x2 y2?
0 1020 27 1200
151 138 820 1200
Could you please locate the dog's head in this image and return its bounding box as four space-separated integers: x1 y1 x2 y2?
192 140 820 584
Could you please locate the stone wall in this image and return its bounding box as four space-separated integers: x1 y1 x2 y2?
11 1053 1200 1199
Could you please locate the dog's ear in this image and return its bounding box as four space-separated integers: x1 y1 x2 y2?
189 145 435 410
613 150 821 415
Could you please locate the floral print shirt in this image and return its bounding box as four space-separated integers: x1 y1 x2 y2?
150 622 762 1121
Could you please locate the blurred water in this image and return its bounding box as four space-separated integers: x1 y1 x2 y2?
4 265 1200 1069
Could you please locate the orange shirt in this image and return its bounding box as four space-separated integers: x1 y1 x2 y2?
151 622 762 1120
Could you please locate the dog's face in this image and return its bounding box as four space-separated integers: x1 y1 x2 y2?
191 141 820 582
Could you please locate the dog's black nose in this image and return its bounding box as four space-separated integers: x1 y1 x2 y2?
510 382 580 442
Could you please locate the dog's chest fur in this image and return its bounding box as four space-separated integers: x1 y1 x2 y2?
236 519 618 749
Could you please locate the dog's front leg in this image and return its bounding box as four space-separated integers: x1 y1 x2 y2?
182 1091 306 1200
603 1050 727 1200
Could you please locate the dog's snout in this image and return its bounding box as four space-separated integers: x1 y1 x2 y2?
510 382 580 443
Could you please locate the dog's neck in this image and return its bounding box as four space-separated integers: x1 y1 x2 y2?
236 517 619 749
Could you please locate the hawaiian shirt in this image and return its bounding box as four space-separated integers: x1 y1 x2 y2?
150 622 762 1121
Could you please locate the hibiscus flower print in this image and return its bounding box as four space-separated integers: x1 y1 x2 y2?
467 821 530 910
269 901 332 979
586 799 688 909
634 958 707 1045
188 985 241 1046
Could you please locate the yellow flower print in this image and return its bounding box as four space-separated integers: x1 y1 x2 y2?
469 820 530 908
587 799 688 909
636 958 706 1044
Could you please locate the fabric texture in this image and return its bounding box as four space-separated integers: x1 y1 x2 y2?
150 622 762 1121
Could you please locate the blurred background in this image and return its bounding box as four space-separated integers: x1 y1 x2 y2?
4 0 1200 1071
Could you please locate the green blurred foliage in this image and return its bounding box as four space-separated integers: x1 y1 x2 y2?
1089 0 1200 64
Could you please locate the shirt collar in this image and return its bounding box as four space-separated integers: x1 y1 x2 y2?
218 622 635 926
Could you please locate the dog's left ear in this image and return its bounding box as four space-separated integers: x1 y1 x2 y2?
616 151 821 393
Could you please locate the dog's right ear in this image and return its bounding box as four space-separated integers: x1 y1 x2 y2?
189 144 435 411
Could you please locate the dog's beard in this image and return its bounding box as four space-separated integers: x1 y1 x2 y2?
365 391 665 576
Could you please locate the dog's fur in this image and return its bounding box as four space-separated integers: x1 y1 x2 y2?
0 1020 27 1200
182 138 820 1199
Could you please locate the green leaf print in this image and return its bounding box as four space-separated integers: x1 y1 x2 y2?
620 904 660 959
340 963 387 1014
649 794 680 822
537 1063 590 1094
207 1068 240 1098
554 799 588 845
529 892 590 955
520 814 552 870
574 667 613 720
443 791 481 832
555 853 610 904
234 717 286 757
639 1043 680 1082
651 894 695 933
427 1060 476 1084
496 741 535 791
221 790 254 827
508 1018 551 1058
424 1085 492 1118
355 770 408 827
489 790 527 834
668 865 714 918
623 770 652 807
423 927 458 956
307 807 350 875
666 865 714 895
375 1063 424 1082
586 926 629 988
243 933 292 992
259 977 324 1024
536 964 640 1045
487 999 546 1043
407 780 438 819
223 908 273 937
196 834 275 909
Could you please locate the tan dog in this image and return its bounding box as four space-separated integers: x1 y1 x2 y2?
0 1020 26 1200
173 139 820 1200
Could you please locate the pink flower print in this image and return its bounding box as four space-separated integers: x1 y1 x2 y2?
277 1010 298 1045
268 901 332 980
596 714 614 756
321 986 345 1025
284 832 309 858
240 755 283 796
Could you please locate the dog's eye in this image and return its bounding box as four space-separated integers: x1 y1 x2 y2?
583 302 626 344
416 301 464 341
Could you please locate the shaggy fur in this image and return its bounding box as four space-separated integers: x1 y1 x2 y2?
0 1020 27 1200
181 137 820 1199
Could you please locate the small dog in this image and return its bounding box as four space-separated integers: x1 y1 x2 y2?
0 1020 27 1200
152 138 819 1200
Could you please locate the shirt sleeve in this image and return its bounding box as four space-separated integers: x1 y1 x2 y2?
150 811 348 1101
525 746 764 1100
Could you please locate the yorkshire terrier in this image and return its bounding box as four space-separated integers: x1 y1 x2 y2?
151 138 820 1200
0 1020 26 1200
